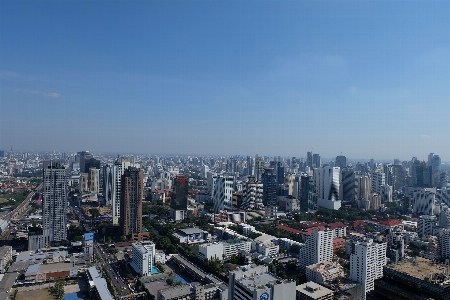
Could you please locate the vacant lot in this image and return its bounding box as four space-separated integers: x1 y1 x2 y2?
17 288 52 300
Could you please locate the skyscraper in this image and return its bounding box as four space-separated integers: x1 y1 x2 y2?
262 168 277 218
112 157 139 225
120 167 143 237
212 175 234 213
335 155 347 169
312 154 321 169
171 175 189 210
42 161 68 246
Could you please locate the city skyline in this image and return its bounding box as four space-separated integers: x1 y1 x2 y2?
2 1 450 159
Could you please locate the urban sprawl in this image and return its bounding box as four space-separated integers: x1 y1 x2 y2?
0 150 449 300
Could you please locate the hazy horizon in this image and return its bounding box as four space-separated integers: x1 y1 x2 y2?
2 1 450 160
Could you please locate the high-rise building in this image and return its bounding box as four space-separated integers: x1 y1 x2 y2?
314 167 340 201
299 229 333 270
413 189 435 215
300 174 314 212
416 162 432 188
307 152 313 169
120 167 143 237
335 155 347 170
89 167 100 194
0 151 4 158
171 175 189 210
246 156 254 177
241 178 264 210
102 164 113 206
254 158 264 182
341 168 357 202
312 154 321 169
77 151 92 173
42 161 68 245
112 157 138 225
438 229 450 260
350 239 387 297
212 175 234 213
371 170 385 195
417 215 437 238
262 168 278 218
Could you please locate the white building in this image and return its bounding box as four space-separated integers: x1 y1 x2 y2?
228 265 296 300
438 229 450 260
212 175 234 213
278 238 303 252
0 246 12 273
413 189 435 216
350 239 387 297
130 241 155 276
371 170 385 195
417 215 437 238
198 242 224 262
241 180 264 210
299 230 333 270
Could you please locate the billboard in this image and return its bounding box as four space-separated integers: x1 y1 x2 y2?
84 232 94 241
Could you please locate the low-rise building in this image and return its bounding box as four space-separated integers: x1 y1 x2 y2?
296 281 333 300
305 261 344 286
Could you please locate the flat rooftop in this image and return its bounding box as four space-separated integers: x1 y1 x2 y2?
296 281 334 299
178 228 204 235
387 257 450 283
238 272 279 290
38 262 74 273
159 285 192 298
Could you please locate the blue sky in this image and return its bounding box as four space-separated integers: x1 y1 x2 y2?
1 1 450 160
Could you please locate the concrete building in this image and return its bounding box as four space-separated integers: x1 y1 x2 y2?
229 265 296 300
350 238 387 297
112 157 139 225
0 246 12 273
130 241 155 276
170 175 189 221
212 175 234 213
314 167 341 210
377 257 450 300
198 240 252 262
241 178 264 210
371 170 385 195
299 230 333 270
341 168 356 202
42 161 67 245
417 215 437 238
296 282 334 300
262 168 278 219
305 261 344 286
413 189 435 215
28 226 45 251
120 167 143 238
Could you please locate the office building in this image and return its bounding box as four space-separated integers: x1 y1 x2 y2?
120 167 143 237
299 230 333 270
254 158 264 182
262 168 278 218
130 241 155 276
305 261 344 286
42 161 68 245
413 189 435 215
314 167 341 210
341 168 356 202
312 154 321 169
28 227 45 251
416 161 433 188
229 265 296 300
335 155 347 170
350 239 387 297
89 167 100 194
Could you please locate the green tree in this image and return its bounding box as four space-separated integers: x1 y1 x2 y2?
89 208 100 218
166 278 174 285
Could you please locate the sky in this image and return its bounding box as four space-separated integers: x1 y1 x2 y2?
1 1 450 161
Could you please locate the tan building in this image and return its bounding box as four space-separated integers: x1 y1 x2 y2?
305 261 344 286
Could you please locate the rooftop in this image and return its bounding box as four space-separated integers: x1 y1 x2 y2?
387 257 450 285
296 281 334 299
179 228 205 235
159 285 192 298
238 272 281 290
328 222 346 230
378 219 403 227
38 262 74 273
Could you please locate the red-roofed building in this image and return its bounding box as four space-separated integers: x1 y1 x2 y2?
297 221 327 229
277 224 301 235
377 219 404 233
328 222 347 238
350 220 366 231
300 226 327 241
333 237 346 251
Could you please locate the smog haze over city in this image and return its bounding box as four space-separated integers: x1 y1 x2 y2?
2 1 450 160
